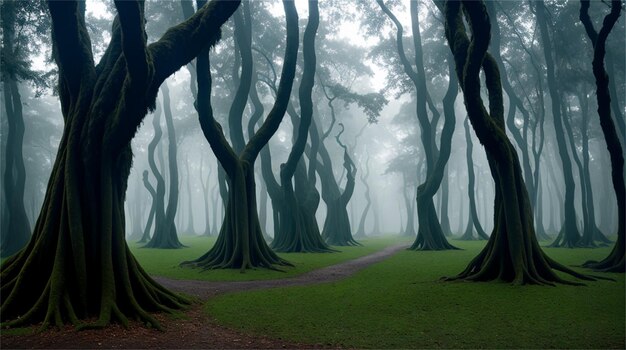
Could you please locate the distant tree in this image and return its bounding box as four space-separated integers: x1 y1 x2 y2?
181 0 298 270
0 1 50 257
271 0 333 253
534 0 582 248
442 0 595 285
355 150 371 238
376 0 457 250
0 0 238 329
459 117 489 241
579 0 624 272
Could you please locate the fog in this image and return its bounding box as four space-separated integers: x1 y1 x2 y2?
2 0 623 252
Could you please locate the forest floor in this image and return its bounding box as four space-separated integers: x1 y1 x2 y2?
1 240 407 349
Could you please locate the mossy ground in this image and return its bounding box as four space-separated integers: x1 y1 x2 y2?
206 240 625 349
129 235 409 281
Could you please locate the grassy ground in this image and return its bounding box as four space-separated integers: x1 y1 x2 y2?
206 240 625 348
130 235 410 282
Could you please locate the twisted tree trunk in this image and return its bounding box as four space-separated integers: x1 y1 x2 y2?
442 0 595 285
579 0 624 272
181 0 298 270
1 0 238 329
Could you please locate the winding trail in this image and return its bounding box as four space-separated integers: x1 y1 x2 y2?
2 243 408 349
154 243 408 299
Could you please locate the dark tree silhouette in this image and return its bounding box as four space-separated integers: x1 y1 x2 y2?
140 170 156 243
355 152 372 238
377 0 456 250
0 1 32 257
579 0 624 272
0 0 238 329
144 83 185 248
442 0 595 285
321 123 358 246
459 117 489 241
181 0 298 270
271 0 332 253
535 0 581 248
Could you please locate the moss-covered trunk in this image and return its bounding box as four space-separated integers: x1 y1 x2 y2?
442 0 596 285
0 0 239 328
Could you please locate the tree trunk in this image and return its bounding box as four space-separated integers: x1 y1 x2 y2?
270 0 331 253
535 0 581 248
182 0 298 270
140 170 157 243
441 0 596 285
578 92 611 245
355 153 371 238
459 116 489 241
579 0 624 272
1 0 238 328
1 78 31 257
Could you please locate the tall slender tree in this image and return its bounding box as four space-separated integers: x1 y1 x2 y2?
377 0 457 250
579 0 624 272
271 0 332 253
181 0 299 270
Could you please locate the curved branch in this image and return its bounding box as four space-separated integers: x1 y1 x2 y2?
149 0 241 99
241 0 300 165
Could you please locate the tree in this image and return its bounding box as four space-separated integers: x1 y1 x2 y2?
355 151 371 238
0 1 48 256
181 0 298 270
579 0 624 272
533 1 581 248
376 0 457 250
0 0 239 329
459 116 489 241
271 0 333 253
442 0 595 285
143 84 185 249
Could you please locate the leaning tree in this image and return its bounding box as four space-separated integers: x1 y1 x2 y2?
181 0 299 270
441 0 596 285
0 0 239 329
579 0 624 272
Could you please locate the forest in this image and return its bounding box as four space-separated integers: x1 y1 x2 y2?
0 0 624 348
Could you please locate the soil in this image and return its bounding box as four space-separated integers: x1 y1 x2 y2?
1 243 407 349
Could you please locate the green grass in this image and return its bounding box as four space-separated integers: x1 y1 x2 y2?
206 240 625 348
130 235 410 282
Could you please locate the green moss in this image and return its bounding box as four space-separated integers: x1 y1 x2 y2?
206 241 625 348
130 235 409 282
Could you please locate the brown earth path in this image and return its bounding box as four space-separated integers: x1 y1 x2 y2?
1 243 408 349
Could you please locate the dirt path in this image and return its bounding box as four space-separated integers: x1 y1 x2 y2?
2 243 407 349
154 243 408 299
